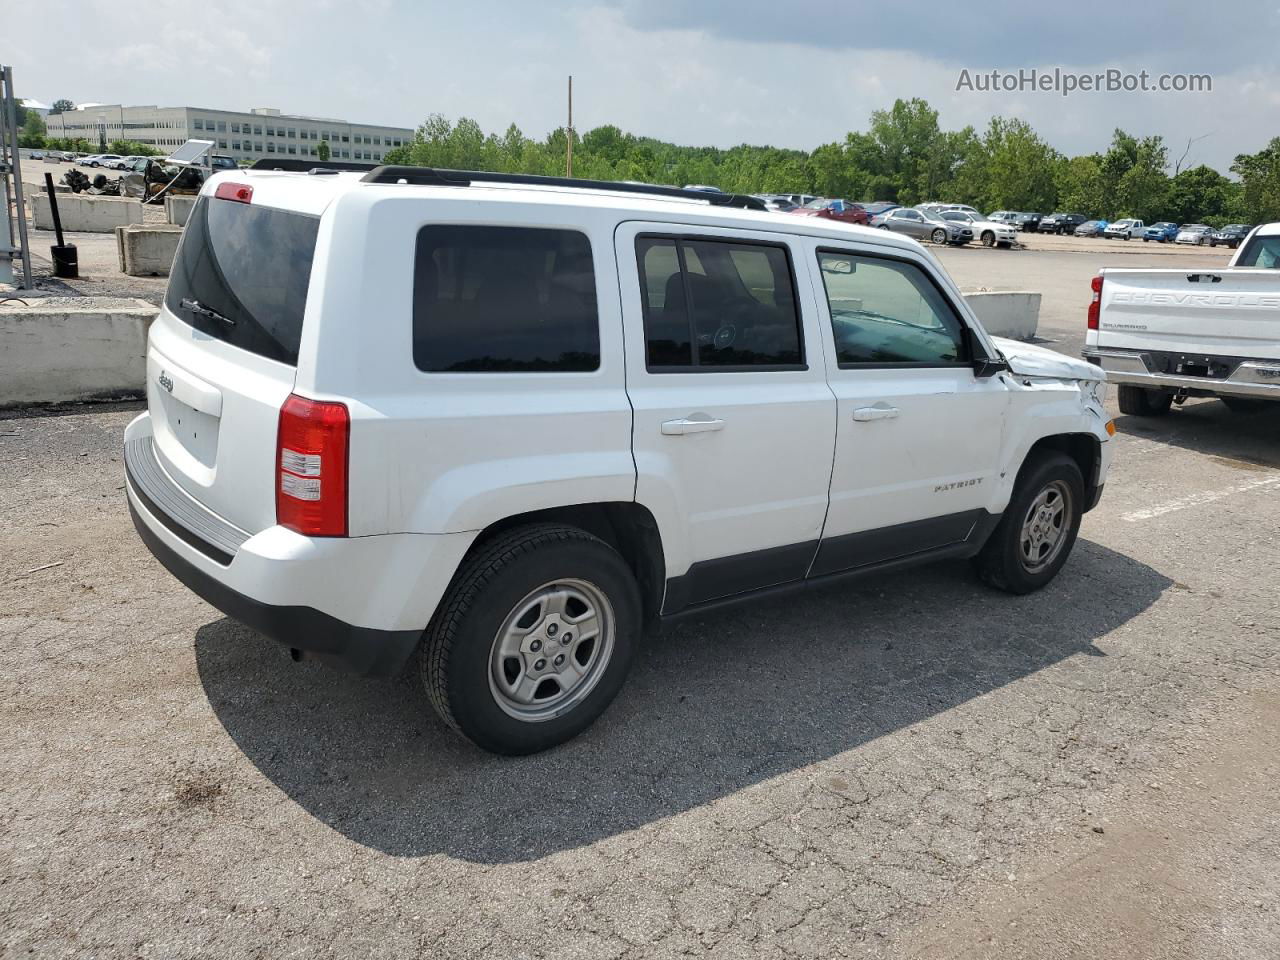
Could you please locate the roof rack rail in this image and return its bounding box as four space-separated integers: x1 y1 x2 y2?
249 158 379 173
358 166 768 211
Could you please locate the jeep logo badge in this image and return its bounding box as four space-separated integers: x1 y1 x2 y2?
158 371 174 394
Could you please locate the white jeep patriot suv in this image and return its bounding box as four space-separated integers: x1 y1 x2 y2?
125 163 1114 754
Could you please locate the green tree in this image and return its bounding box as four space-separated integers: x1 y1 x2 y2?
316 140 331 161
50 98 75 115
107 140 160 156
1231 138 1280 224
1165 165 1239 225
1055 154 1107 216
19 111 45 148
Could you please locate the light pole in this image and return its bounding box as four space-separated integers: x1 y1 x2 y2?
97 113 106 153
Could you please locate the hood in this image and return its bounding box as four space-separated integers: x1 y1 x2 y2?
989 336 1105 382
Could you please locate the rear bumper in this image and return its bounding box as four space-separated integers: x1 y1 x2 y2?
128 496 420 676
1083 349 1280 400
124 413 475 676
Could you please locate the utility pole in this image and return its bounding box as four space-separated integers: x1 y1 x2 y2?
566 75 573 178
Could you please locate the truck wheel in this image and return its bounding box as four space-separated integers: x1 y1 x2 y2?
1221 397 1269 413
974 453 1083 594
420 523 639 755
1118 385 1173 416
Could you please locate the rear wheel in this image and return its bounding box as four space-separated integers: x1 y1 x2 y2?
420 524 640 755
974 453 1083 594
1118 385 1173 416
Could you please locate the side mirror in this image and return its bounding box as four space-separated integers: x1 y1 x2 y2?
964 327 1009 377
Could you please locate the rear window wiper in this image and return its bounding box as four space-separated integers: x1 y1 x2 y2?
179 298 234 327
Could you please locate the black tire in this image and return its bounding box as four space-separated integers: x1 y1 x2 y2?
878 224 890 230
974 453 1084 595
1117 384 1173 416
420 523 640 755
931 228 947 244
981 231 995 247
1142 237 1149 242
1221 396 1271 413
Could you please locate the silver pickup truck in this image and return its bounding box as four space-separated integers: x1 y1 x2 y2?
1083 222 1280 415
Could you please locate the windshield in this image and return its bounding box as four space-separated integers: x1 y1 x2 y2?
165 197 320 366
804 199 829 209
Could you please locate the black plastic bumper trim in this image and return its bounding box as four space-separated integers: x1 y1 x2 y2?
128 500 421 678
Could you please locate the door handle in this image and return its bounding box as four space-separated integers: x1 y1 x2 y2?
852 405 899 422
661 415 725 436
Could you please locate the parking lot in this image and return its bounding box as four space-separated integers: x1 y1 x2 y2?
3 233 1279 958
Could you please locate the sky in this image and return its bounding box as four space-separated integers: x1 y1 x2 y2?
17 0 1280 173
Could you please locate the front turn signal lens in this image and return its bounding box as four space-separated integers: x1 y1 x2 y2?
1105 420 1116 437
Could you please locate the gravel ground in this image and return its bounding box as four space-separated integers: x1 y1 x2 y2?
2 237 1279 958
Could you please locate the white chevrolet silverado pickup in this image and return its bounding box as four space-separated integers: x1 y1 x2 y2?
1083 222 1280 415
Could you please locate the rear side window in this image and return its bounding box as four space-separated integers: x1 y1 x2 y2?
636 236 803 370
165 197 318 366
413 226 599 372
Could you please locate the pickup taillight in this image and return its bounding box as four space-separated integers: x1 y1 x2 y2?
276 394 349 537
1087 275 1103 330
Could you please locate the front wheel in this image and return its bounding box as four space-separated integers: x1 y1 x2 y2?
981 231 995 247
420 524 640 755
931 228 947 244
974 453 1083 594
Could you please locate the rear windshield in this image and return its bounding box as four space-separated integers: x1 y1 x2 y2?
165 197 319 365
1234 234 1280 268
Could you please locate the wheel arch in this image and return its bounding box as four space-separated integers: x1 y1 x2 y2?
1018 433 1102 512
461 502 667 626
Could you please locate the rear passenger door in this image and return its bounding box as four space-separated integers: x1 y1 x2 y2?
614 223 836 613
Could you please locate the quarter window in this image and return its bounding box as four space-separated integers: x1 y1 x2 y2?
413 226 599 373
816 252 967 366
636 237 803 369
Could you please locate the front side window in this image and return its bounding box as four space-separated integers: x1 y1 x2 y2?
636 236 803 370
413 226 599 373
817 252 967 366
1236 234 1280 268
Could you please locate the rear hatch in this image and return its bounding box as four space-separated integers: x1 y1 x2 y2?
1097 268 1280 360
146 181 324 535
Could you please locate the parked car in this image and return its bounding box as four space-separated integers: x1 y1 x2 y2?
784 193 818 207
682 184 722 193
1039 213 1086 235
1103 218 1145 240
941 211 1017 247
30 150 45 160
751 194 798 212
987 211 1022 226
1074 220 1110 237
123 167 1111 754
1084 221 1280 416
1175 224 1214 245
82 154 122 168
1016 212 1043 233
874 206 972 244
1209 224 1252 249
1142 222 1179 243
859 201 901 218
791 198 870 225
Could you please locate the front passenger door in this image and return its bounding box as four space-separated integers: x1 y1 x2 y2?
805 244 1009 576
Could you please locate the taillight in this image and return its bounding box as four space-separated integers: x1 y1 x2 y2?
1087 274 1103 330
214 182 253 203
276 394 349 537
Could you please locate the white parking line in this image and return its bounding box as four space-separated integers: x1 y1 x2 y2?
1122 474 1280 522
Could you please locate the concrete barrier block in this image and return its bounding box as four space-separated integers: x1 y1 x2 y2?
33 194 143 233
42 182 71 193
962 290 1041 339
164 194 197 226
116 224 183 277
0 297 158 406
